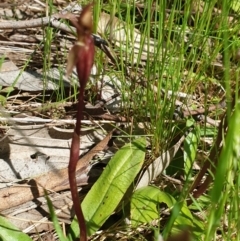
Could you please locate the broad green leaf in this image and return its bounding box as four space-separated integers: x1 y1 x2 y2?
131 186 192 231
186 119 195 127
200 127 217 137
191 214 204 239
131 186 175 226
68 138 146 240
172 201 193 230
0 215 33 241
163 198 193 239
45 191 68 241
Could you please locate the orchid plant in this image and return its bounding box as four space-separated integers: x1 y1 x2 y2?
61 4 95 241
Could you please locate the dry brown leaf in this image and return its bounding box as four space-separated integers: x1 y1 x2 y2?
0 127 115 211
136 134 186 189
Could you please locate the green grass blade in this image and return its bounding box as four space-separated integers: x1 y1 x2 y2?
205 102 240 239
45 191 68 241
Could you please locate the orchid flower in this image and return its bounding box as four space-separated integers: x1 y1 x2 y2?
66 4 95 88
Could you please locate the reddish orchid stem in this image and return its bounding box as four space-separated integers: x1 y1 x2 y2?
69 87 87 241
65 4 94 240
